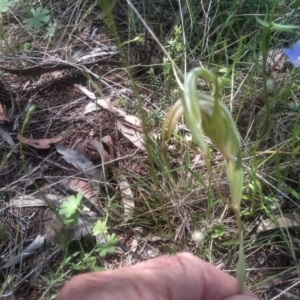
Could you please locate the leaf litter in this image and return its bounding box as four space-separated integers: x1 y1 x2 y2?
0 38 151 296
18 134 62 149
79 85 146 150
56 143 101 179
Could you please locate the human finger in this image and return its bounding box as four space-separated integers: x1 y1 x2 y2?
56 252 257 300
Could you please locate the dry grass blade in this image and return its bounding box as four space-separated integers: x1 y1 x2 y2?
117 176 134 222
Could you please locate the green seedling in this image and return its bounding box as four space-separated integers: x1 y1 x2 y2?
24 7 51 30
92 220 119 257
95 233 119 257
92 219 108 236
0 0 19 13
71 253 102 272
59 193 83 227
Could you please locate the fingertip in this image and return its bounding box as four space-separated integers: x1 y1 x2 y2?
171 253 258 300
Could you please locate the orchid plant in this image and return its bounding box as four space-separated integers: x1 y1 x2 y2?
162 68 245 292
159 15 300 290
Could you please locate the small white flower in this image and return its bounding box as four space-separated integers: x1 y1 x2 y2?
191 230 204 244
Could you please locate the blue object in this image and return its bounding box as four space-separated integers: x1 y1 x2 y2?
283 40 300 67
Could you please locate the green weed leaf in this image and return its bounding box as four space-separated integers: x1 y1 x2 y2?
71 255 102 272
255 17 271 28
256 16 300 32
209 225 226 239
59 194 83 227
0 0 18 13
96 233 119 257
44 21 57 39
92 220 108 236
24 7 51 30
59 194 82 217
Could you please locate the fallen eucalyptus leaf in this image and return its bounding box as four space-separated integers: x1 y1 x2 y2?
83 97 125 117
116 119 145 150
0 129 15 149
90 139 111 165
18 134 62 149
124 114 142 127
2 235 44 269
258 212 300 232
56 144 101 179
11 194 67 207
74 84 97 99
83 95 141 125
101 135 114 158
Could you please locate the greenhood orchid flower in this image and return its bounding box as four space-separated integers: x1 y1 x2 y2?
163 68 241 162
162 67 245 292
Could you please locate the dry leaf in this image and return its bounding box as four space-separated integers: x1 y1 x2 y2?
116 119 145 150
90 139 111 165
76 47 117 62
45 212 94 242
59 179 96 201
102 135 114 146
0 102 10 122
102 135 114 159
84 97 124 116
131 238 138 252
117 176 134 222
147 236 171 242
18 134 62 149
80 89 144 150
83 96 133 118
2 235 44 269
124 115 142 127
56 144 101 179
0 128 16 149
259 47 288 72
11 194 67 207
258 212 300 232
75 84 97 100
126 238 138 264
